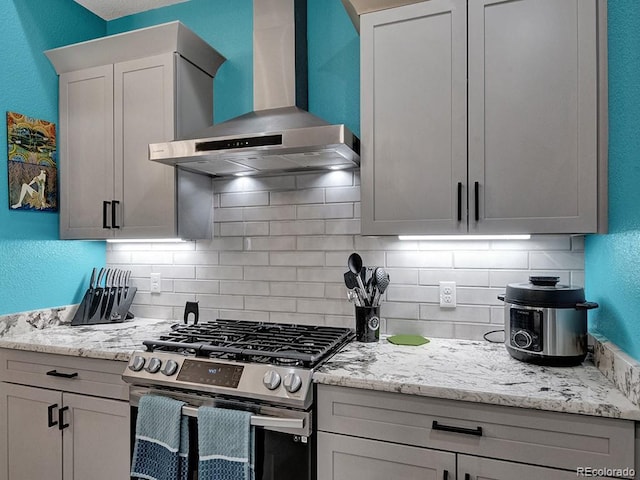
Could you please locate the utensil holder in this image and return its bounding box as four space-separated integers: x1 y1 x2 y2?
355 306 380 343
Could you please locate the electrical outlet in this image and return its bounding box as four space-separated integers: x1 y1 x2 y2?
439 281 456 308
150 273 161 294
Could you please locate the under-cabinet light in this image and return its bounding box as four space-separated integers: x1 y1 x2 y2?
398 234 531 241
106 238 186 243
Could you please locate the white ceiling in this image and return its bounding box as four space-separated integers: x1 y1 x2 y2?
72 0 190 20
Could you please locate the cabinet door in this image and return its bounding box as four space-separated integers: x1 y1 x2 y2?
458 455 583 480
468 0 599 233
0 383 62 480
114 53 177 238
59 65 115 239
360 0 467 235
62 393 130 480
317 432 455 480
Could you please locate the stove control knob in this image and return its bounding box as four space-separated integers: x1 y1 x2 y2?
263 370 281 390
283 373 302 394
145 357 162 374
161 359 179 376
129 356 146 372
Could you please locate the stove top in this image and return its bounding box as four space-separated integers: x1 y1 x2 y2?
122 319 355 409
143 319 355 368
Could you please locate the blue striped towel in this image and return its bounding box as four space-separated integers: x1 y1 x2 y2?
131 395 189 480
198 406 255 480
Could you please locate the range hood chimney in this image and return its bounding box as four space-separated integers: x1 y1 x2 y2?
150 0 360 177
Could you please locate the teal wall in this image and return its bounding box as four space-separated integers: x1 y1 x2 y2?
585 0 640 359
0 0 358 315
0 1 106 314
108 0 360 134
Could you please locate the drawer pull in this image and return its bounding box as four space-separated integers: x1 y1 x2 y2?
58 406 69 430
432 420 483 437
443 470 449 480
46 369 79 379
465 474 471 480
47 404 58 428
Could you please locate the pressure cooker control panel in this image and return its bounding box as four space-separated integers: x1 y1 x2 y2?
509 307 543 352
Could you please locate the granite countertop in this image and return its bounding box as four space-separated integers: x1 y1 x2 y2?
1 307 638 421
314 336 640 421
0 314 175 362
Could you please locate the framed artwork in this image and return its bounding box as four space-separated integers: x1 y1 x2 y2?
7 111 58 212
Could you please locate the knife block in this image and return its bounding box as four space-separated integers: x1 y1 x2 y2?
71 286 137 326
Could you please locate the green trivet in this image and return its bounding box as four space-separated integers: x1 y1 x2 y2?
387 334 430 346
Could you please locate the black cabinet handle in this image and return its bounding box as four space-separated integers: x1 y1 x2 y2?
432 420 483 437
474 181 479 222
103 201 111 229
58 406 69 431
465 474 471 480
443 470 449 480
47 404 58 428
457 182 462 222
112 200 120 229
46 369 78 379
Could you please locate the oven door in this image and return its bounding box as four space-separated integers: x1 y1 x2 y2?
129 386 314 480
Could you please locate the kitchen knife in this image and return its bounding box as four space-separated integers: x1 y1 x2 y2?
88 268 106 319
105 269 120 320
99 268 113 319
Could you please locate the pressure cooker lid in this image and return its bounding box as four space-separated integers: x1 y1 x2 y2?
504 276 587 308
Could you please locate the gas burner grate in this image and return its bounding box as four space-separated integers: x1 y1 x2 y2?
143 319 354 368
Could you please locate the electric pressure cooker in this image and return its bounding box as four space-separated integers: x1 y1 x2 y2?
497 276 598 366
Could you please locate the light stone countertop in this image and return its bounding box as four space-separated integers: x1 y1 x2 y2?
314 336 640 421
1 307 638 420
0 314 175 362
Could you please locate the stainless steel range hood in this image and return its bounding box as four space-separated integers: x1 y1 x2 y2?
150 0 360 177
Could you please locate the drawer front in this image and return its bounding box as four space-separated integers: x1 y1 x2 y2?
317 385 635 474
0 349 128 401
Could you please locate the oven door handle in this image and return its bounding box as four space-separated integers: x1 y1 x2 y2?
180 405 304 429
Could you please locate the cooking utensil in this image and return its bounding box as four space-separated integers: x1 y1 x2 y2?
100 268 113 318
372 268 390 306
348 253 368 305
184 301 199 325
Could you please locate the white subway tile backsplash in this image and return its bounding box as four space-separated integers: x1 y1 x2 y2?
243 205 296 221
109 174 584 341
271 252 325 266
269 220 325 236
296 203 353 220
244 266 297 282
297 235 353 251
325 219 360 235
244 236 296 251
245 296 296 312
387 251 453 268
219 252 269 266
270 188 324 205
197 266 244 280
219 280 270 296
419 269 490 287
454 251 528 269
530 251 584 270
220 191 269 208
325 186 360 203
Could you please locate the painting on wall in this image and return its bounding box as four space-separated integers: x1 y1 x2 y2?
7 111 58 212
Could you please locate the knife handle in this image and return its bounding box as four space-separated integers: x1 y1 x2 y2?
102 201 111 229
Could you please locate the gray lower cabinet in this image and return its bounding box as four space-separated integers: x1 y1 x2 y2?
46 22 224 240
360 0 606 235
0 350 130 480
316 384 635 479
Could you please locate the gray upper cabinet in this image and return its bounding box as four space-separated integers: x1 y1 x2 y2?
360 0 606 235
46 22 225 240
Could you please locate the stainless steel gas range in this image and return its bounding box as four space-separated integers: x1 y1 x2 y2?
122 318 354 480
